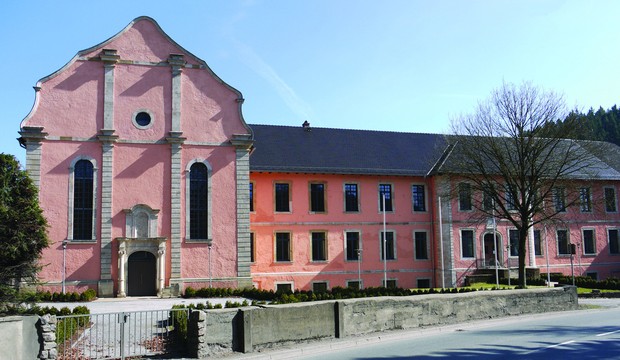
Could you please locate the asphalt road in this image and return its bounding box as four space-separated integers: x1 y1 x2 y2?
233 298 620 360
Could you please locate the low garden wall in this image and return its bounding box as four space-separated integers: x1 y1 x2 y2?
0 315 40 360
190 286 578 356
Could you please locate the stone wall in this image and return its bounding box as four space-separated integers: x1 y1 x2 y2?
187 286 577 356
340 286 577 336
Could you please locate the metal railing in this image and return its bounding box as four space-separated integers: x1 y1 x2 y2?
56 308 189 359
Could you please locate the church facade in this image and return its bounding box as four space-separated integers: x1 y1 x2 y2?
19 17 620 297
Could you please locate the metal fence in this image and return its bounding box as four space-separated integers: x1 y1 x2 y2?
56 308 189 359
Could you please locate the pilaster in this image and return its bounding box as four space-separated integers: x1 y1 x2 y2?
97 48 119 297
167 133 185 282
18 126 47 189
232 135 254 287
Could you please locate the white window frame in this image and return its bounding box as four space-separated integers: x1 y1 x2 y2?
344 230 362 262
275 282 294 293
311 281 329 293
460 228 475 259
67 156 98 242
508 228 519 257
411 183 427 212
605 186 618 213
378 183 394 213
416 278 432 289
458 182 473 212
185 159 212 242
580 187 592 213
346 279 363 290
581 228 596 255
413 230 429 260
380 230 397 261
310 230 328 262
343 182 360 213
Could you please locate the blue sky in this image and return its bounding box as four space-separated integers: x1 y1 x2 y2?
2 0 620 165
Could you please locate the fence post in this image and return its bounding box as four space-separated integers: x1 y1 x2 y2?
240 308 252 353
119 312 128 360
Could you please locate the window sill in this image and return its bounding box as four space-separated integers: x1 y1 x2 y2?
65 239 97 244
414 258 430 261
185 239 213 244
273 261 292 264
311 260 328 264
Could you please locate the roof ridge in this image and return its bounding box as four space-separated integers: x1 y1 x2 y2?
248 123 446 136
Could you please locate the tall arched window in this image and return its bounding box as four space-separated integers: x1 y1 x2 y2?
189 162 208 240
73 160 94 240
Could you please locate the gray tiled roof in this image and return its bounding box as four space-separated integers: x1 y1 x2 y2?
249 124 448 176
249 124 620 180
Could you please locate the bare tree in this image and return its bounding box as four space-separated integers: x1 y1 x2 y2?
446 82 610 287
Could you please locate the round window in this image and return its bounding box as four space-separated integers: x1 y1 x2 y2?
135 112 151 127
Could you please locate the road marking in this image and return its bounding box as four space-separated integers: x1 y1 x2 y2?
545 340 576 349
596 330 620 337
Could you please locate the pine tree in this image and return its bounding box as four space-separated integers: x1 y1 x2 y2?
0 154 48 308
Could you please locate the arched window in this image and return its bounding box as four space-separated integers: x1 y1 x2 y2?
73 159 94 240
189 162 209 240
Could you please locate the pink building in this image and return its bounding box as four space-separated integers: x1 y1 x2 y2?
17 17 620 296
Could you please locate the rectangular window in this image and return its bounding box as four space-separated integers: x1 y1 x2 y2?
275 283 292 293
583 229 596 255
505 191 516 211
380 231 396 260
310 183 326 213
580 187 591 212
383 279 397 288
417 278 431 289
250 232 255 263
557 229 570 255
189 162 209 240
585 272 598 280
344 183 359 212
249 182 254 212
275 232 291 262
414 231 429 260
458 183 472 211
312 281 328 293
609 229 620 254
412 185 426 212
533 229 542 256
275 183 290 212
311 231 327 261
605 187 617 212
345 231 361 261
552 187 566 212
508 229 519 257
483 188 494 211
379 184 393 212
346 280 361 290
461 229 474 258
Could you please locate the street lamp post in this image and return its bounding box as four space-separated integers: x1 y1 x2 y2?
382 193 387 287
62 241 68 294
208 241 213 288
357 248 363 289
506 244 511 287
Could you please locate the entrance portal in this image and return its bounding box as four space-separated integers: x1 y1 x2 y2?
483 233 502 267
127 251 157 296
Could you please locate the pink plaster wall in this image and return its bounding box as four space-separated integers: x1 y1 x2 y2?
250 172 435 290
36 141 102 289
180 146 239 281
448 178 620 285
23 17 250 294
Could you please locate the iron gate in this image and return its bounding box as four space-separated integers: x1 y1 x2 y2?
56 308 189 359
